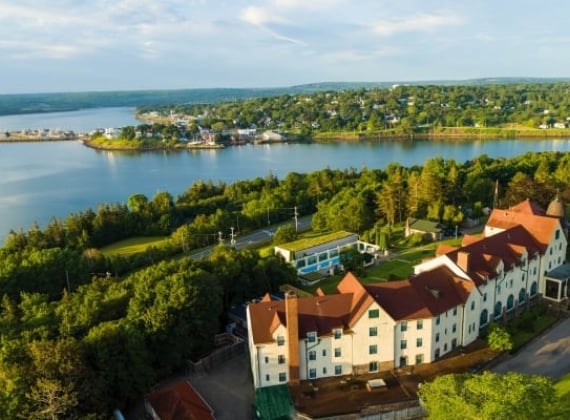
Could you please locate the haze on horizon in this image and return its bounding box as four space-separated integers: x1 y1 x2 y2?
1 0 568 95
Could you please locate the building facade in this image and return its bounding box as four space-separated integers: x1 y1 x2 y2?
247 199 567 388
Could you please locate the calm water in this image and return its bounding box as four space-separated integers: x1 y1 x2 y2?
1 108 570 241
0 107 140 132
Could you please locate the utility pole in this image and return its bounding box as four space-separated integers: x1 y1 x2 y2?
294 206 299 233
230 226 236 248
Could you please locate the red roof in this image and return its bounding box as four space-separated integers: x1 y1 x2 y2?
444 225 541 285
486 202 561 253
146 381 214 420
366 265 474 320
509 198 546 215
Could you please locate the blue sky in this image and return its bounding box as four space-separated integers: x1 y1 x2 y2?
1 0 569 94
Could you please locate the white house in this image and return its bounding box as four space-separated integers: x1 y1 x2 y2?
247 198 568 388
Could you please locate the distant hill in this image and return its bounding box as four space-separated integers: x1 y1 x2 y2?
1 77 569 116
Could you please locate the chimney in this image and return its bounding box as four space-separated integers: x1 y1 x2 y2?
457 251 470 272
285 290 300 385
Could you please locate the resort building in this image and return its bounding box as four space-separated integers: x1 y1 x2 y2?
247 198 567 388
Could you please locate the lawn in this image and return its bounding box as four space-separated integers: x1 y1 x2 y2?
100 236 169 256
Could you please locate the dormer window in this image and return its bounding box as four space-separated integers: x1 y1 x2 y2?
333 329 342 339
307 332 317 343
277 336 285 346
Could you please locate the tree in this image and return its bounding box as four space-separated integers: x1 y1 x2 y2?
486 323 513 352
273 225 297 245
418 371 556 420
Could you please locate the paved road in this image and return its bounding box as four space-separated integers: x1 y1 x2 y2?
493 317 570 381
189 215 312 259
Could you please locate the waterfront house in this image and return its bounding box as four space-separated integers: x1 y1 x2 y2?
247 198 567 388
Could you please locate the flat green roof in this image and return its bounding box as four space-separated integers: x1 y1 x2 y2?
276 231 355 252
255 384 294 420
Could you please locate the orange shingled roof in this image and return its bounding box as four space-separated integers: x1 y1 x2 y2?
337 272 375 327
509 198 546 215
146 381 214 420
248 293 353 344
486 205 561 253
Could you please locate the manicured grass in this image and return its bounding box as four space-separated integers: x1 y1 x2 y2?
276 230 353 252
100 236 169 256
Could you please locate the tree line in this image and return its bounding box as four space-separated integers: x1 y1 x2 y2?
2 150 570 416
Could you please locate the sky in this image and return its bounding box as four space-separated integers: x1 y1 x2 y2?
1 0 569 94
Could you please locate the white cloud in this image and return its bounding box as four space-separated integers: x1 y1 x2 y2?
373 13 463 36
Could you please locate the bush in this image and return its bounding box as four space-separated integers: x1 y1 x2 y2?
407 232 426 247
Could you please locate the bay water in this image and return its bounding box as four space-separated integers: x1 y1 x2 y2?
1 108 570 242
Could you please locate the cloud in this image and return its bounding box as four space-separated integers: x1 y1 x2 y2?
373 13 463 36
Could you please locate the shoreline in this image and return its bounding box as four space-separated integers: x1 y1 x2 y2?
1 129 569 151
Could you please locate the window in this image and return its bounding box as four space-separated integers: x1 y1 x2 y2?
416 354 424 365
452 323 457 333
417 320 423 330
471 301 475 311
308 351 316 361
497 286 501 294
322 367 327 375
322 349 327 357
494 301 502 319
335 365 342 375
277 336 285 346
264 356 269 364
307 332 316 343
507 294 514 312
483 292 487 302
416 337 423 347
444 343 448 352
369 309 379 318
266 374 270 382
436 316 440 325
453 307 457 316
401 321 408 332
334 348 341 357
480 309 489 327
533 267 537 275
444 328 448 335
369 326 378 337
435 348 440 359
369 344 378 354
510 279 513 288
279 372 286 382
309 368 316 379
369 361 378 372
278 355 285 364
468 324 472 334
334 329 342 339
436 333 440 343
401 340 407 350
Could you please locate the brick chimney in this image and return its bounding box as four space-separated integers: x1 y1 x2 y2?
285 290 300 385
457 251 470 272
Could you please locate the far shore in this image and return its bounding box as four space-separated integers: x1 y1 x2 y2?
2 126 570 150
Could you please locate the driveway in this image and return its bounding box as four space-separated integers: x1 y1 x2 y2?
493 317 570 381
190 353 254 420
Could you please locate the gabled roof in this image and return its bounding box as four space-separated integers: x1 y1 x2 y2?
337 272 375 327
146 381 215 420
248 290 353 344
509 198 546 215
365 266 474 321
443 225 541 285
408 218 443 233
486 204 562 253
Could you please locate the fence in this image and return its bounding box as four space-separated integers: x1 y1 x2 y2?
187 333 246 376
